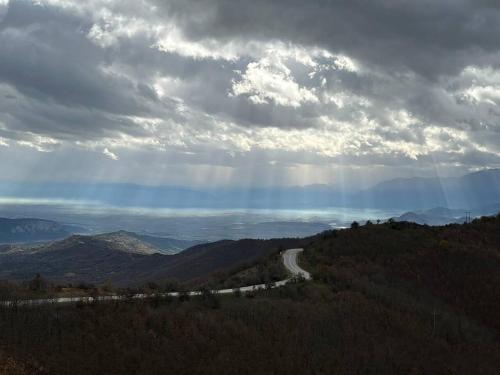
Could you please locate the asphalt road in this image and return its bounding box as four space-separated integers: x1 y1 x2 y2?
282 248 311 280
1 248 310 306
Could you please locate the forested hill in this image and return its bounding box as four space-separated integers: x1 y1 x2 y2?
304 215 500 335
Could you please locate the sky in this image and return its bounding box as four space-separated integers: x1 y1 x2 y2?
0 0 499 189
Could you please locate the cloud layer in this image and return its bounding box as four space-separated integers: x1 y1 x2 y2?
0 0 499 187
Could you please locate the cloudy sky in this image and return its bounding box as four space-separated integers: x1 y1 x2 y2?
0 0 499 188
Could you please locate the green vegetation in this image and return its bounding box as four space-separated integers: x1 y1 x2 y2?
192 247 289 290
305 215 500 335
0 216 499 374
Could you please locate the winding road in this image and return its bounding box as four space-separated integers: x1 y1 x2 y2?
283 248 311 280
1 248 310 306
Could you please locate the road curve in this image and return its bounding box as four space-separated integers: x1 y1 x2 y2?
282 248 311 280
1 248 310 306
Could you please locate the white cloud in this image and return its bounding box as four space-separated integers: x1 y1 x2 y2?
156 26 241 61
456 66 500 106
232 54 318 107
103 148 119 160
463 86 500 106
16 136 59 152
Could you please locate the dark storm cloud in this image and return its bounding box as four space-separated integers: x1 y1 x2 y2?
150 0 500 137
0 2 145 114
161 0 500 78
0 1 181 141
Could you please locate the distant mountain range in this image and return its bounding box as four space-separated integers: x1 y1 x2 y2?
0 169 498 210
392 204 500 226
0 218 203 254
355 169 500 210
0 169 498 286
393 208 466 226
0 233 304 286
0 217 72 243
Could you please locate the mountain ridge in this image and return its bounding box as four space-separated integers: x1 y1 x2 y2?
355 168 500 209
1 168 498 210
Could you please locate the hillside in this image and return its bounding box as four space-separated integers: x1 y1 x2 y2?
304 215 500 335
93 232 159 255
103 231 202 254
0 234 304 286
0 217 498 374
